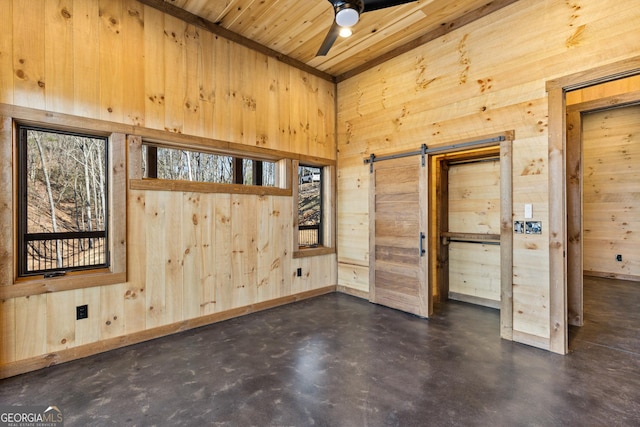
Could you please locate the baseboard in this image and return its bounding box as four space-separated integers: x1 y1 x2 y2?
448 292 500 309
336 285 369 300
584 271 640 282
0 285 336 379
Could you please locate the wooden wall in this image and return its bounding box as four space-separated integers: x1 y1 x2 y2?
448 161 501 305
0 0 336 376
582 105 640 280
336 0 640 350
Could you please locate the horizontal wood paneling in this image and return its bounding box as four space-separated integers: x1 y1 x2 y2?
336 0 640 350
447 160 501 304
582 105 640 279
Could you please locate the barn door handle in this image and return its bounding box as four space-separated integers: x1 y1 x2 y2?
419 232 426 256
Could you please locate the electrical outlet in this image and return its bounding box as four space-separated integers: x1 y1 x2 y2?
616 254 622 262
76 305 88 320
297 268 302 277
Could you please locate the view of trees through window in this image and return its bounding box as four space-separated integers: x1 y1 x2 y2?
19 127 108 275
142 145 276 187
298 165 322 247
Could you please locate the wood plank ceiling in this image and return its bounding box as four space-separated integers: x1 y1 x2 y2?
138 0 519 81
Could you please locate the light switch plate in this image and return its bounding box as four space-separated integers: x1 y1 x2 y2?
524 204 533 219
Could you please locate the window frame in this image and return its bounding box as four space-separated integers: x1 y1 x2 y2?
0 113 126 299
16 124 111 277
130 139 291 197
293 160 336 258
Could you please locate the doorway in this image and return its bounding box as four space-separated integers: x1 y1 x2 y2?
546 57 640 354
367 133 513 338
433 150 501 310
429 134 514 340
566 85 640 335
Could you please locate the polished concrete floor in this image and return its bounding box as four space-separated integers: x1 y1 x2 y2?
1 278 639 426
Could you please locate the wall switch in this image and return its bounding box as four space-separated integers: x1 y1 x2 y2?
524 204 533 219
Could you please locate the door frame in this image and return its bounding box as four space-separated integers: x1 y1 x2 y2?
428 132 514 341
546 56 640 354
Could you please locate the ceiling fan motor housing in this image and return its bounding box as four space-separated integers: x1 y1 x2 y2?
333 1 365 27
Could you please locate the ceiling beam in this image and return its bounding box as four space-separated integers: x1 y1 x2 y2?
137 0 336 83
335 0 521 83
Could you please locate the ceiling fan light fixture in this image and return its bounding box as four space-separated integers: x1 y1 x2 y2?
339 27 353 37
335 6 360 27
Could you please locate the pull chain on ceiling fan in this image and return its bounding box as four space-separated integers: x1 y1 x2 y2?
317 0 418 56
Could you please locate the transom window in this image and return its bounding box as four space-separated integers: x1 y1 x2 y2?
142 144 276 187
17 125 109 276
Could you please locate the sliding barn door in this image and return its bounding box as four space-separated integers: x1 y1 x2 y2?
369 156 430 317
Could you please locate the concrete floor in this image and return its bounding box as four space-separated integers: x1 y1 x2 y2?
1 278 638 426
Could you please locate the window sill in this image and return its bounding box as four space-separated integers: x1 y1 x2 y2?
2 270 127 299
293 246 335 259
130 178 291 196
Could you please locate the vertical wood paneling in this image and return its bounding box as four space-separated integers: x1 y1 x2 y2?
0 299 15 363
122 0 145 126
145 190 168 328
46 291 76 352
44 0 73 112
13 0 45 109
100 283 125 339
163 13 187 134
75 287 101 345
14 295 47 359
72 0 100 118
2 0 332 372
165 193 184 324
198 30 215 138
98 0 124 122
241 48 257 146
183 23 201 135
125 189 147 334
230 194 257 306
143 5 165 130
278 64 292 154
214 193 233 312
0 0 14 104
213 37 231 142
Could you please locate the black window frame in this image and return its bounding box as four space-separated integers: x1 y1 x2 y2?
297 164 324 248
17 124 110 277
143 144 273 187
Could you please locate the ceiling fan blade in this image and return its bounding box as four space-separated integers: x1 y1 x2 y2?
362 0 417 12
316 22 341 56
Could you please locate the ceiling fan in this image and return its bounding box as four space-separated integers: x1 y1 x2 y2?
317 0 418 56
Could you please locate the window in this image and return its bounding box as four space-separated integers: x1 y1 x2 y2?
17 125 109 276
293 161 335 258
298 164 323 248
142 144 276 187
